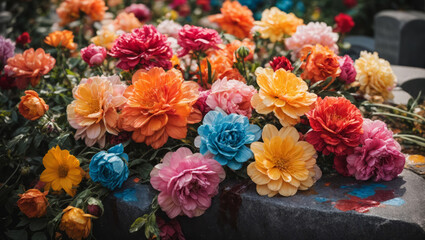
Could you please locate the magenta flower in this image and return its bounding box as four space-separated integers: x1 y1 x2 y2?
150 147 225 218
157 217 185 240
346 119 405 181
194 88 212 116
177 25 222 57
109 25 173 70
125 4 151 22
338 55 356 84
81 44 107 67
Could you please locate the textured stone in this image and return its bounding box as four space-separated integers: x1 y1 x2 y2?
343 36 375 60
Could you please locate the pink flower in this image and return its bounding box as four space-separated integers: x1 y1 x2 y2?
150 147 225 218
81 44 107 67
338 55 356 84
206 78 257 118
109 25 173 70
194 89 212 116
346 119 405 181
157 217 185 240
177 25 222 57
125 3 151 22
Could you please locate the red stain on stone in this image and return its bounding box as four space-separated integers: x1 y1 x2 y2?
133 178 140 183
334 196 380 213
366 190 395 202
324 182 331 187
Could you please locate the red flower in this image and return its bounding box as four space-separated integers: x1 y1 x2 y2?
16 32 31 45
177 25 222 57
334 155 350 176
157 217 185 240
0 74 16 89
197 0 211 11
269 56 294 72
343 0 357 9
305 97 363 156
334 13 355 33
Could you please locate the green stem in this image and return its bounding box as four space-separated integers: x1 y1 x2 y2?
372 112 425 124
196 53 204 88
364 102 425 121
394 136 425 147
393 134 425 142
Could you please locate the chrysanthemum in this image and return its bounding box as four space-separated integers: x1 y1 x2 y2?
247 124 318 197
251 68 317 126
40 146 83 196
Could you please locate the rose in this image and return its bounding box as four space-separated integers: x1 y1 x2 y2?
16 32 31 45
18 90 49 120
334 13 355 33
269 56 294 71
17 189 48 218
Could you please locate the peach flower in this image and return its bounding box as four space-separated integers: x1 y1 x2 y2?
112 12 142 32
67 75 127 148
300 44 341 84
18 90 49 121
56 0 81 26
44 30 77 50
80 0 108 22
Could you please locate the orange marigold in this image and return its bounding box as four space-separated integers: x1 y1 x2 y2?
300 44 341 84
118 67 201 149
18 90 49 120
44 30 77 50
112 12 142 32
60 206 94 240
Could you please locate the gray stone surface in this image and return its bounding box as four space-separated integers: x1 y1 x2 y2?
390 65 425 104
344 36 375 60
94 170 425 240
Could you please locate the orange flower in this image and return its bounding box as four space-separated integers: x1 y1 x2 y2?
300 44 341 84
17 189 48 218
4 48 55 88
208 1 254 39
60 206 94 240
57 0 81 26
221 39 255 62
112 12 142 32
44 30 77 50
198 54 245 88
118 67 201 149
80 0 108 22
18 90 49 120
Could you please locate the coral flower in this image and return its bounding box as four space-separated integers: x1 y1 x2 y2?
80 0 108 22
40 146 83 196
44 30 77 50
118 67 201 149
91 29 118 50
18 90 49 121
57 0 81 26
5 48 55 88
60 206 94 240
305 97 363 156
208 1 254 39
251 68 317 126
254 7 303 42
300 44 341 84
17 189 48 218
177 25 222 57
112 12 142 33
67 75 127 148
247 124 318 197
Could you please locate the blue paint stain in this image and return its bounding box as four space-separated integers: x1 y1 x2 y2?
114 188 138 202
315 197 330 203
381 198 406 206
340 184 387 199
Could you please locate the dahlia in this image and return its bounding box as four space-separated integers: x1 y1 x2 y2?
80 0 108 22
56 0 81 26
300 44 341 84
269 56 294 72
177 25 222 57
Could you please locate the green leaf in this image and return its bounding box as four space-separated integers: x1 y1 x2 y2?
5 230 28 240
29 218 48 231
129 215 147 233
32 232 47 240
340 91 356 104
33 134 44 149
16 217 31 227
207 59 212 85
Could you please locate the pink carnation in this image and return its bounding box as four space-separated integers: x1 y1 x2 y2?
125 3 151 22
81 44 107 67
109 25 173 70
177 25 222 57
150 147 225 218
346 119 405 181
338 55 356 84
206 78 257 118
194 89 212 116
285 22 339 61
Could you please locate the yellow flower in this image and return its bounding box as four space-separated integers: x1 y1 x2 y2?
354 51 397 100
60 206 93 240
91 29 118 50
40 146 82 196
247 124 318 197
254 7 304 42
251 68 317 126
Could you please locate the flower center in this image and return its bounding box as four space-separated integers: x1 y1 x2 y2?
58 164 69 178
272 156 289 171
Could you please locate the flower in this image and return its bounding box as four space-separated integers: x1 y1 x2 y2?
16 32 31 46
109 25 173 70
107 0 122 7
89 144 129 190
56 0 81 26
251 68 317 126
177 25 222 57
254 7 303 42
269 56 294 72
305 97 363 156
0 36 15 65
112 12 142 32
17 189 48 218
222 39 255 62
67 75 127 147
197 54 245 87
333 155 350 176
208 1 254 39
206 78 257 118
86 197 103 217
125 3 151 22
247 124 318 197
300 44 341 84
80 44 107 67
354 51 397 100
338 55 356 84
118 67 201 149
40 146 83 196
334 13 355 33
195 110 261 170
80 0 108 22
344 0 357 9
194 89 211 116
18 90 49 120
91 29 118 50
0 74 16 90
150 147 225 218
157 217 185 240
157 20 183 38
346 119 405 181
285 22 338 61
60 206 93 240
44 30 77 50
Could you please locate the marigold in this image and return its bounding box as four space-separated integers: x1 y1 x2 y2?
354 51 397 100
251 68 317 126
118 67 201 149
44 30 77 50
254 7 303 42
60 206 93 240
40 146 83 196
18 90 49 120
247 124 318 197
91 29 118 50
67 75 127 148
17 189 48 218
300 44 341 84
112 12 142 32
208 1 254 39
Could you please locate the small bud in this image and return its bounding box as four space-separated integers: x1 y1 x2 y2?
87 197 104 217
236 46 250 59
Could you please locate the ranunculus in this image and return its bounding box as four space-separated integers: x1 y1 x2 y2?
300 44 341 84
18 90 49 120
109 25 173 70
89 144 129 190
0 36 15 65
16 32 31 46
338 55 356 84
80 44 107 67
346 119 405 181
125 3 151 22
334 13 355 33
150 147 225 218
60 206 93 240
195 110 261 170
269 56 294 72
157 217 186 240
44 30 77 50
157 20 183 39
177 25 222 57
17 189 48 218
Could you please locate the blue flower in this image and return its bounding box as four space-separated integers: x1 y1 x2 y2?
238 0 262 11
196 110 261 170
89 144 129 190
276 0 293 12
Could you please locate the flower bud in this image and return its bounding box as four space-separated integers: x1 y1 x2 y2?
87 197 104 217
236 46 250 59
